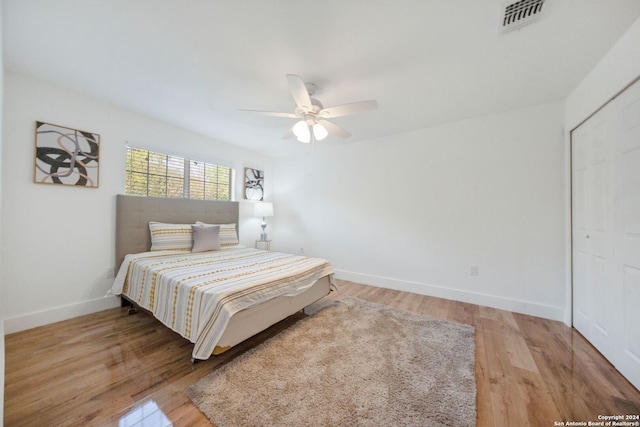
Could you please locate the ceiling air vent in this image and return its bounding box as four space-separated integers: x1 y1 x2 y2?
500 0 545 33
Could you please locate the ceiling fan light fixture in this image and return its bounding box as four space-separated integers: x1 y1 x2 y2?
298 133 311 143
292 120 311 143
313 123 328 141
240 74 378 144
292 120 307 137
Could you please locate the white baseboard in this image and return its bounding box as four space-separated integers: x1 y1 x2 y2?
334 269 565 322
4 296 121 334
3 272 565 334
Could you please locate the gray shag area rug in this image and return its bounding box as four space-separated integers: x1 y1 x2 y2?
186 297 476 427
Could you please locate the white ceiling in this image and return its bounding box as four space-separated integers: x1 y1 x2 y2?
4 1 640 157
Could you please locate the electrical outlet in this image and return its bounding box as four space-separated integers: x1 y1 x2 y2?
470 265 478 276
106 267 115 279
299 247 305 254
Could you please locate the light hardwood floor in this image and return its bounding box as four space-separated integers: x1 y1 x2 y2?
4 280 640 426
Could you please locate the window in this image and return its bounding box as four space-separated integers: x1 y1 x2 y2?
125 147 234 201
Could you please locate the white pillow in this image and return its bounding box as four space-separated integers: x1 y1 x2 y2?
196 222 239 247
149 222 193 251
191 224 221 252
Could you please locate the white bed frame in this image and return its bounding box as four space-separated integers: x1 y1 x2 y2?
115 194 332 359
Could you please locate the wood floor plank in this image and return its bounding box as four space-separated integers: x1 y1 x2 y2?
495 310 540 373
482 327 532 426
474 325 495 427
514 366 563 426
4 280 639 426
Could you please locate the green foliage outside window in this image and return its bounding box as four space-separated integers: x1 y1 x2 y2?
125 147 234 201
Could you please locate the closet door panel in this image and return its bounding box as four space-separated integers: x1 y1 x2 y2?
586 110 615 358
572 127 590 335
572 251 589 333
621 148 640 238
588 160 611 257
614 81 640 389
590 255 612 358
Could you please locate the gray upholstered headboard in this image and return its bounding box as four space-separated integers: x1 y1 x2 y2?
115 194 239 272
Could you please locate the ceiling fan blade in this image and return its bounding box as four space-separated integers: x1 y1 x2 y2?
318 100 378 118
282 125 295 139
238 109 298 118
318 120 351 139
286 74 312 110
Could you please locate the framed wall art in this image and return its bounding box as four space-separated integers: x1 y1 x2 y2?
34 121 100 187
244 167 264 201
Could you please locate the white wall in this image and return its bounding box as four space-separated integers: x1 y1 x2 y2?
1 72 272 333
566 16 640 131
563 16 640 325
274 101 566 320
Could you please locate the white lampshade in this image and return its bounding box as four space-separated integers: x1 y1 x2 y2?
254 202 274 218
292 120 311 143
313 123 328 140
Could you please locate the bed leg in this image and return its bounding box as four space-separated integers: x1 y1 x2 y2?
121 297 137 315
190 357 196 364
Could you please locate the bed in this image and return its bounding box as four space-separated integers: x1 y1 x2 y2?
111 194 335 361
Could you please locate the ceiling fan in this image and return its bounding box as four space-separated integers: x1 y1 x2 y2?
239 74 378 143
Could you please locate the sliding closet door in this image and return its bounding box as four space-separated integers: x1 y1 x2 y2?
571 101 616 363
613 80 640 389
572 77 640 391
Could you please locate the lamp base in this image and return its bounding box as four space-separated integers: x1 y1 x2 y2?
260 233 268 241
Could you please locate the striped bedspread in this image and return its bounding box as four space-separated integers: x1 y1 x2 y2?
111 246 334 360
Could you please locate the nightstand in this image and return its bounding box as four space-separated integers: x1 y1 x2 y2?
255 239 271 250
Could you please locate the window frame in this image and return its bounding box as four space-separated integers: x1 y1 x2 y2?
125 146 235 201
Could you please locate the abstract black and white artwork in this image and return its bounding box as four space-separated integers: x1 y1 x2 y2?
34 121 100 187
244 167 264 201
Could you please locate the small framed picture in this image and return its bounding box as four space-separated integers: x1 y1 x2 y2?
34 121 100 187
244 167 264 201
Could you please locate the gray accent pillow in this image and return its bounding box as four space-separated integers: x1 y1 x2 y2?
191 224 221 252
